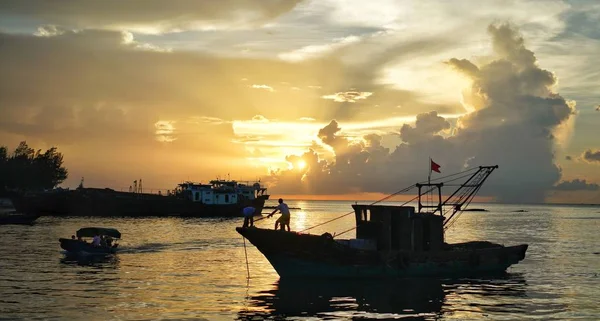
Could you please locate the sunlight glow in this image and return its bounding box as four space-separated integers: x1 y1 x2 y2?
278 36 361 62
297 160 307 170
322 91 373 103
553 100 577 149
382 59 473 104
233 113 466 171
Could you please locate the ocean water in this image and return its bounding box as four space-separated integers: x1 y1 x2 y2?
0 200 599 320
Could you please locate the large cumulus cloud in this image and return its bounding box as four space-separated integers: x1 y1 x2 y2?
268 23 577 203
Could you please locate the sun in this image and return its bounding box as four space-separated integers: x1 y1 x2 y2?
297 160 307 170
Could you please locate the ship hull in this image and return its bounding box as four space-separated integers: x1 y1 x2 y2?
10 191 69 215
265 254 519 278
0 213 40 225
59 238 117 255
237 227 528 278
11 189 268 217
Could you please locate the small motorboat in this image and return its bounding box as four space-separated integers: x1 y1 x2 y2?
59 227 121 255
0 213 40 225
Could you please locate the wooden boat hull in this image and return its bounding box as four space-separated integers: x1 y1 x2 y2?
237 227 528 278
59 238 117 255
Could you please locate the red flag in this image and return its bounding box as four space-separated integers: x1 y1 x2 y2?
431 159 441 173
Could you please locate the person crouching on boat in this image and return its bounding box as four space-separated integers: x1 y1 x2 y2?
268 198 291 231
242 206 256 228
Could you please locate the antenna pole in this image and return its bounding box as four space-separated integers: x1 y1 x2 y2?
428 157 431 184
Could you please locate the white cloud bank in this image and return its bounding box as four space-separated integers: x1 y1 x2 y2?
267 23 577 203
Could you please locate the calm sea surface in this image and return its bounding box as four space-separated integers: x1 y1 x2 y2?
1 200 599 320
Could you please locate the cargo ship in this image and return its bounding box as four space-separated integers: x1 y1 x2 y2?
11 179 269 217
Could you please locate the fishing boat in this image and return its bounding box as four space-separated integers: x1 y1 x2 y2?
11 179 269 217
59 227 121 255
237 165 528 278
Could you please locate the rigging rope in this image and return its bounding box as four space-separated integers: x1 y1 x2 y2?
262 166 483 235
298 183 417 233
425 167 478 183
442 167 496 230
443 179 485 230
333 186 436 238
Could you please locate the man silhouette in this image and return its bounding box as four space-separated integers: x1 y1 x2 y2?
268 198 291 231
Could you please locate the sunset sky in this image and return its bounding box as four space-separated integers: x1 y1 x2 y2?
1 0 599 203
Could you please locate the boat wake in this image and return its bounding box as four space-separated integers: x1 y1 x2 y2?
117 242 172 254
118 239 234 254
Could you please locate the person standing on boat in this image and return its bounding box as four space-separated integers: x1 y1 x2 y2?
242 206 256 228
268 198 291 231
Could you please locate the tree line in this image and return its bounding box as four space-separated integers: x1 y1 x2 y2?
0 141 68 192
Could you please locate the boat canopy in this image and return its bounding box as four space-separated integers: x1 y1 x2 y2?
76 227 121 239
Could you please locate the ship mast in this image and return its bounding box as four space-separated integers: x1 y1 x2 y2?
416 165 498 228
300 165 499 238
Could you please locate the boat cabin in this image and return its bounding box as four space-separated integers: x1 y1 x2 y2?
177 180 268 205
344 169 500 253
351 204 444 252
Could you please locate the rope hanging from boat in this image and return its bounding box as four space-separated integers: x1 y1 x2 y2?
298 183 418 234
242 236 250 279
442 166 498 230
426 167 479 184
442 175 488 230
443 195 477 231
258 166 491 237
333 186 438 238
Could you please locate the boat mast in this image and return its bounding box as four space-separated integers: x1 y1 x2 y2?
416 182 443 214
442 165 498 228
415 165 498 222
